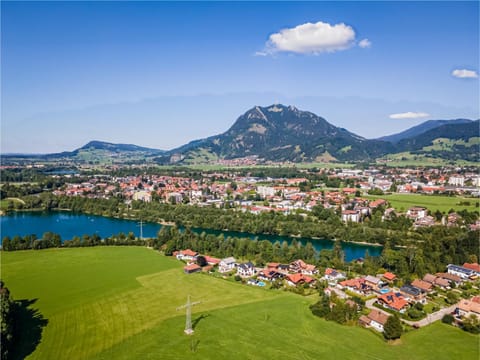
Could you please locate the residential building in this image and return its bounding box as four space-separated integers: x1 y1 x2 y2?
400 284 427 304
359 309 389 332
237 262 256 277
456 298 480 320
219 257 237 273
447 264 476 280
377 291 409 313
285 273 315 287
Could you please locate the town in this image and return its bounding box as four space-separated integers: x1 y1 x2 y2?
3 164 478 230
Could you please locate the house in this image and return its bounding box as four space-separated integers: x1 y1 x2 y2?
204 255 221 266
338 278 371 295
184 263 202 274
237 262 256 278
342 210 361 223
414 215 436 228
289 260 317 275
422 273 437 284
219 257 237 273
447 264 476 280
463 263 480 277
456 299 480 320
324 268 346 283
433 277 450 289
286 273 315 287
435 272 463 285
369 199 387 209
359 309 389 332
400 284 427 304
257 269 285 282
382 272 397 283
411 279 433 293
365 275 382 292
377 291 409 313
406 207 427 220
176 249 198 261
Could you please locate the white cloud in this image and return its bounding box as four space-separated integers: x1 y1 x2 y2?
254 51 268 57
265 21 356 54
389 112 430 119
452 69 478 79
358 38 372 48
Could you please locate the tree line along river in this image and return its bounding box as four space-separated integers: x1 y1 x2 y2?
0 211 382 262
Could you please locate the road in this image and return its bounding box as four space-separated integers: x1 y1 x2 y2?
365 298 457 328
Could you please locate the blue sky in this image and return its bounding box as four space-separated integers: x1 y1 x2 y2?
1 1 478 153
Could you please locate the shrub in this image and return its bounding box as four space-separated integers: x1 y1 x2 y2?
441 314 454 324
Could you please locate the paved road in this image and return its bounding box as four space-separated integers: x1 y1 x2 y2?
365 298 456 328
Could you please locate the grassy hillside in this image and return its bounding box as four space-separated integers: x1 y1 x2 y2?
2 247 478 360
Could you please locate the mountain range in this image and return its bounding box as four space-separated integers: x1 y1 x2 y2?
3 104 478 164
161 104 478 164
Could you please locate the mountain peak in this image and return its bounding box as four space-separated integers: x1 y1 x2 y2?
169 104 394 162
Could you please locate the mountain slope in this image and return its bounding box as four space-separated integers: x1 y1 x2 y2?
378 119 473 143
386 120 480 163
167 104 394 163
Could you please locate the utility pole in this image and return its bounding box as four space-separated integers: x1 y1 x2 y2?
176 295 201 335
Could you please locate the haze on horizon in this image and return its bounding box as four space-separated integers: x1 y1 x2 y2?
1 1 478 154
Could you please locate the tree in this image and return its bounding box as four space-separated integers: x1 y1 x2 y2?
441 314 454 324
462 314 480 334
0 281 15 360
196 255 208 267
446 292 459 305
383 314 403 340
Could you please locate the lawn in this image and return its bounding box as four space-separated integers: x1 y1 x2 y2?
365 193 479 213
2 247 478 360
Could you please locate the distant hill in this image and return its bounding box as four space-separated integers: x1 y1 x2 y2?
166 104 394 163
378 119 473 144
0 141 165 165
74 140 163 154
383 120 479 163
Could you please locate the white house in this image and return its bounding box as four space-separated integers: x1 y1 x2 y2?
447 264 476 280
175 249 198 261
219 257 237 273
406 207 427 220
341 210 360 223
237 262 256 277
363 309 389 332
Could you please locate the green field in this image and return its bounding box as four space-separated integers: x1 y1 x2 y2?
377 151 479 167
365 193 479 213
2 247 478 360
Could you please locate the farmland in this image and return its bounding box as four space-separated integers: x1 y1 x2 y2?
2 247 479 360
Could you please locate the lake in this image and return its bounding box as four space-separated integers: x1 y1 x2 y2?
0 211 382 261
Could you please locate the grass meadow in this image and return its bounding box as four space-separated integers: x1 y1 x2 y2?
365 193 479 213
2 247 479 360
